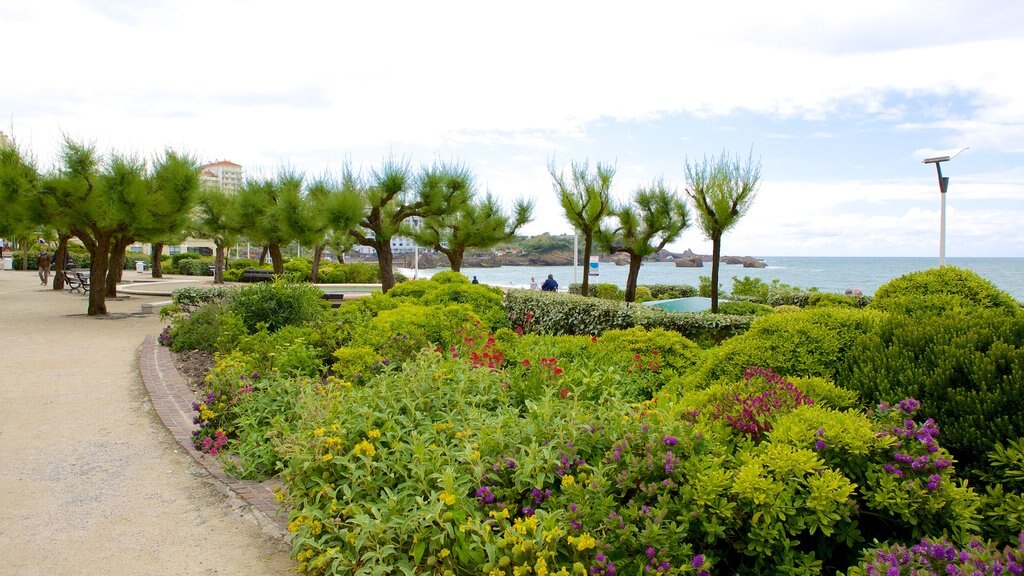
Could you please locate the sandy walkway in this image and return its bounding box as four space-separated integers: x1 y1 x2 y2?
0 271 293 575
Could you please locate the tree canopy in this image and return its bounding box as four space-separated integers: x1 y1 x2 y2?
550 159 615 297
684 149 761 312
597 180 690 302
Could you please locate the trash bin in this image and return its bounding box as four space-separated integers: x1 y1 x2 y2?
135 261 145 273
1 256 12 271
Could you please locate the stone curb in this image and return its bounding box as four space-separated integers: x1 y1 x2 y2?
138 335 291 541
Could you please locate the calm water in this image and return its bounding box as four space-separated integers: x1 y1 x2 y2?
408 257 1024 300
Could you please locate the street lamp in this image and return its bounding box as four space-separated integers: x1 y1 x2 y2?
922 147 968 267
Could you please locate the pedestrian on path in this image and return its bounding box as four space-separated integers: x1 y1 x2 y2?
37 247 51 285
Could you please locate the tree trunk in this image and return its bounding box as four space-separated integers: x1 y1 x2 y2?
448 247 465 273
258 245 268 266
52 233 72 290
269 243 284 274
710 235 722 313
87 235 112 316
21 236 30 271
311 244 324 283
105 235 132 297
580 234 593 297
213 242 225 284
624 253 643 303
151 243 164 278
377 244 396 293
338 251 346 264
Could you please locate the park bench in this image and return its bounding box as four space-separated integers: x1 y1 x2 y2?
62 270 90 294
321 292 345 308
240 269 275 283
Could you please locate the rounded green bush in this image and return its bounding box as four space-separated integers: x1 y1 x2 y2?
870 267 1020 316
681 306 884 390
228 280 328 333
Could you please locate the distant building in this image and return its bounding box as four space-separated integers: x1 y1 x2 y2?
198 160 243 194
353 216 424 255
0 131 11 149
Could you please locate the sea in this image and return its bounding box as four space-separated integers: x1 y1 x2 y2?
401 257 1024 301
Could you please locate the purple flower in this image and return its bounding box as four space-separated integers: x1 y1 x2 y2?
645 547 656 559
475 486 495 504
251 372 260 379
899 397 921 413
934 459 952 469
814 439 826 451
691 554 705 568
521 506 535 516
662 436 678 446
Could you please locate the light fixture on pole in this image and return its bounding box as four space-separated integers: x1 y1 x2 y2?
922 147 968 267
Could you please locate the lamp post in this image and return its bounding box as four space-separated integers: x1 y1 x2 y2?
922 148 967 267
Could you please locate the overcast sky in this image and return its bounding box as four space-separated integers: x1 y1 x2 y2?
3 1 1023 257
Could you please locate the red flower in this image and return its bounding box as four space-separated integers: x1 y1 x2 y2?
522 359 531 368
553 367 564 376
559 387 569 399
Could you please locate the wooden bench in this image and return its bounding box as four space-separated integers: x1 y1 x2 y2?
239 269 275 283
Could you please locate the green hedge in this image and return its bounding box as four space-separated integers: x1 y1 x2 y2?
505 289 752 344
681 306 885 390
840 307 1024 472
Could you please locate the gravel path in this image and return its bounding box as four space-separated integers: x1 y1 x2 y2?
0 271 293 575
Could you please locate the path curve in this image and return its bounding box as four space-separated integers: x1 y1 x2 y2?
0 270 294 575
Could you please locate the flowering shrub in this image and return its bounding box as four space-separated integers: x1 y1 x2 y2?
846 534 1024 576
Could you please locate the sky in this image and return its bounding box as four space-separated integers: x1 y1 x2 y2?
3 0 1023 257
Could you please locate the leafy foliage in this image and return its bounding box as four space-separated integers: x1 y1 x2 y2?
505 289 752 344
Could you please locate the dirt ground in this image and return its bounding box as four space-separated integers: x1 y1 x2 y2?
0 270 294 575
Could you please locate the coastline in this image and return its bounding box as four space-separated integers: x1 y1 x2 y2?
400 257 1024 300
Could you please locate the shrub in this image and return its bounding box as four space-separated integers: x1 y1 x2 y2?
223 268 242 282
505 289 752 344
177 257 214 276
644 283 699 299
228 279 328 333
317 262 381 283
592 283 624 301
807 292 869 308
283 257 312 280
228 258 261 270
633 286 653 302
717 300 774 316
171 285 236 313
170 251 201 268
168 303 247 352
681 306 884 390
847 536 1024 576
840 307 1024 472
869 266 1021 316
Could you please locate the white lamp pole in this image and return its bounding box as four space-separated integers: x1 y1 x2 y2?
922 148 968 267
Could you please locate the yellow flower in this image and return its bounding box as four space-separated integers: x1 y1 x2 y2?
353 440 375 457
535 558 549 576
324 436 342 449
438 548 450 559
439 492 457 506
313 427 326 437
567 533 596 551
561 475 575 487
367 429 381 439
330 423 340 431
321 453 333 462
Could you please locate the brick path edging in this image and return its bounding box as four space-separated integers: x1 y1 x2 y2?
139 335 291 540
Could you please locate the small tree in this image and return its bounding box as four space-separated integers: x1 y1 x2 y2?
235 170 303 274
193 187 241 283
411 165 533 272
348 159 471 293
297 176 363 282
550 159 614 297
597 180 690 302
684 150 761 313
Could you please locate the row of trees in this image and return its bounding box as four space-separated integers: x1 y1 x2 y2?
0 138 533 315
551 150 761 310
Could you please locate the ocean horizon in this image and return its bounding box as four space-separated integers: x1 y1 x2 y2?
402 256 1024 301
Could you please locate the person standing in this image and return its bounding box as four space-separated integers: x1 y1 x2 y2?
471 276 479 284
37 247 52 285
541 274 558 292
